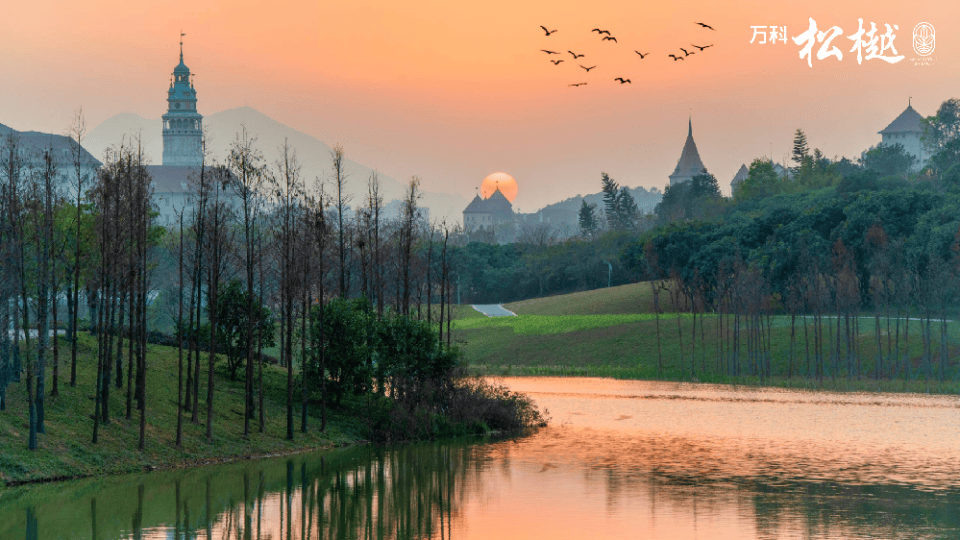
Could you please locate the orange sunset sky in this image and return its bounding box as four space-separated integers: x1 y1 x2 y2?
2 0 957 210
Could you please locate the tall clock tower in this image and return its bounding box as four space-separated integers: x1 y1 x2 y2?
161 36 203 166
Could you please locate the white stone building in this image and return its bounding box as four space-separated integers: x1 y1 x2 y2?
0 123 100 198
878 101 926 170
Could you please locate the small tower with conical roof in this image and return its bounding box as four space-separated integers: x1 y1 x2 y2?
668 116 708 186
162 35 203 167
879 99 925 170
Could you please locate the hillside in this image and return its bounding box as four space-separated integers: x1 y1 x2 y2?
0 334 359 485
542 186 663 216
505 283 660 316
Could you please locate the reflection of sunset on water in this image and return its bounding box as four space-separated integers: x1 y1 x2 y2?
6 377 960 539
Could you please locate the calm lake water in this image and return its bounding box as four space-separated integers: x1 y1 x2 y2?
3 377 960 539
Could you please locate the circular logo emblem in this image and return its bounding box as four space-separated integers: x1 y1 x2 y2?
913 22 935 56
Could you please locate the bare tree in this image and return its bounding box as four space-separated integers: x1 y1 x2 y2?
274 140 303 440
67 109 88 388
227 125 265 438
309 190 329 431
366 172 384 317
330 144 350 298
176 208 185 447
204 165 233 442
399 177 421 315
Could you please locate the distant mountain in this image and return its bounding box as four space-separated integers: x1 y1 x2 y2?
85 107 466 220
540 186 662 216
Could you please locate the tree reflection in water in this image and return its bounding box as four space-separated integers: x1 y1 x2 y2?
3 433 960 539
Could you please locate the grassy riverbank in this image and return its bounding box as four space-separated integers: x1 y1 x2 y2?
0 333 361 486
456 283 960 394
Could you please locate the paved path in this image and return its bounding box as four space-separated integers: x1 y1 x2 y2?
471 304 517 317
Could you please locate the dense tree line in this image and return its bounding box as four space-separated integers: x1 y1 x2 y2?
624 99 960 383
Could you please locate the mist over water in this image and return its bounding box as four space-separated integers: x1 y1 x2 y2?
3 377 959 539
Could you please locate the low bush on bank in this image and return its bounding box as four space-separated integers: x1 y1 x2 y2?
361 372 548 443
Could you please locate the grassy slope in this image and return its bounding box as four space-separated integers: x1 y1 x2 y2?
505 282 660 315
0 333 360 485
457 284 960 393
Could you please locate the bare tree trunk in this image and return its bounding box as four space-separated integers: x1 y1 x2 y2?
176 212 185 447
258 232 265 433
69 109 86 388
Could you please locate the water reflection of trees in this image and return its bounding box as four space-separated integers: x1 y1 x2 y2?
7 436 960 539
581 462 960 540
4 440 484 540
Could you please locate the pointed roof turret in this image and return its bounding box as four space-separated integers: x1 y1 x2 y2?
463 194 486 214
669 116 707 185
731 163 749 190
880 102 924 134
485 188 514 218
174 31 190 74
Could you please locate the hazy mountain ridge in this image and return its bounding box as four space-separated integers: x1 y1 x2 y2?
540 186 662 216
85 107 467 220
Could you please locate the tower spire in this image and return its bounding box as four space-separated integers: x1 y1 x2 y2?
688 114 692 137
180 31 185 62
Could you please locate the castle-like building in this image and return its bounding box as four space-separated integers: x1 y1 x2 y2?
148 39 219 224
161 40 203 167
462 188 515 241
878 100 926 170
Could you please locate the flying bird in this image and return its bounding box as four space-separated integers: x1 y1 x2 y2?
614 78 631 84
635 51 650 58
551 59 564 65
541 50 561 54
592 29 611 35
568 50 584 59
540 25 558 36
695 22 715 30
568 82 588 87
692 44 713 51
680 47 693 56
602 36 618 42
669 54 684 61
580 64 597 72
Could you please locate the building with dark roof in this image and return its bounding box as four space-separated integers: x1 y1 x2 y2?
730 163 749 192
463 188 515 241
669 117 708 186
878 100 926 170
0 122 101 198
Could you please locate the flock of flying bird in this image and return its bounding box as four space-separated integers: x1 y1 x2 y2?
538 22 715 87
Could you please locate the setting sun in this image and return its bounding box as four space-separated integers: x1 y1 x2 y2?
480 171 518 202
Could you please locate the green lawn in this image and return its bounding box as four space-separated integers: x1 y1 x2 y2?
505 282 664 316
0 333 362 485
455 285 960 393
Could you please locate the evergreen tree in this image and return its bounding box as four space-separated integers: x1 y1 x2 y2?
689 171 721 199
615 187 639 231
577 200 599 238
600 172 619 228
792 128 809 172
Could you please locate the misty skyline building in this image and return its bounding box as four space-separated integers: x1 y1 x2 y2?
161 39 203 167
668 117 708 186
